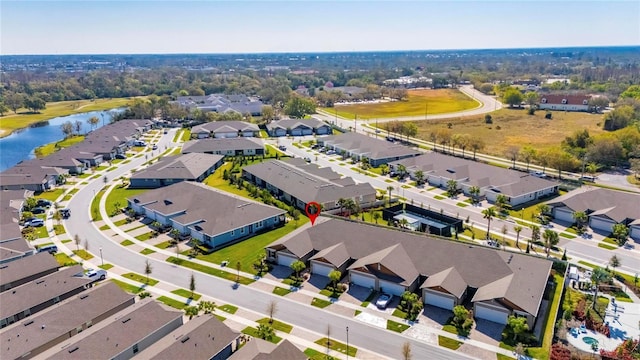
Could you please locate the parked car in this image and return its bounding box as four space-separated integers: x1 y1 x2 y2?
163 130 168 134
37 245 58 254
37 199 52 207
115 154 127 159
31 207 46 214
25 219 44 227
152 144 158 150
376 293 393 309
305 157 312 163
326 150 336 155
86 269 107 281
278 145 287 151
60 208 71 219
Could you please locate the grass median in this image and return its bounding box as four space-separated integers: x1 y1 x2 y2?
167 257 254 285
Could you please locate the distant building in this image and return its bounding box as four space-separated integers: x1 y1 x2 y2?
0 190 34 264
182 138 265 157
129 153 224 189
317 132 421 167
192 121 259 139
537 94 590 112
176 94 263 116
266 118 332 137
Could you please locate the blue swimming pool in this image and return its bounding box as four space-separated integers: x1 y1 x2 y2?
583 337 598 346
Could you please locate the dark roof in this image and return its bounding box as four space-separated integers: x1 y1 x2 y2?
193 121 259 134
243 159 376 205
177 94 263 114
129 182 285 237
320 132 421 161
272 218 552 316
546 188 640 223
0 266 92 320
0 252 59 289
48 299 183 360
348 244 419 286
0 282 134 360
228 339 306 360
421 267 467 298
139 315 239 360
0 164 67 186
182 138 264 154
131 153 223 181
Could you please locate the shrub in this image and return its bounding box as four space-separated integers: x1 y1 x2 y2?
484 114 493 124
545 111 553 119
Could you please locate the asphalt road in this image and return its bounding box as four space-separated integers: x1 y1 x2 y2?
64 130 474 360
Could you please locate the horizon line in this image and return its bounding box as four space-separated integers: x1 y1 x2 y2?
2 44 639 57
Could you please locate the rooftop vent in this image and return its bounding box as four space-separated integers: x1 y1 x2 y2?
80 295 89 300
181 336 190 343
121 318 131 324
24 320 34 326
68 346 79 353
164 199 173 205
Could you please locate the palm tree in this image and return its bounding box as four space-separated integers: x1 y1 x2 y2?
530 224 541 244
399 217 409 229
542 229 559 257
337 198 346 216
446 179 458 197
513 225 523 248
469 186 480 204
495 194 508 212
414 170 425 186
387 185 394 204
144 259 152 284
590 267 610 309
256 324 275 341
397 164 407 180
372 211 381 224
573 211 588 233
482 207 497 239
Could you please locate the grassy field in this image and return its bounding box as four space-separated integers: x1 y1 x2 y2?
105 186 147 217
438 335 463 350
242 326 282 344
412 108 606 157
257 318 293 333
218 304 238 314
34 135 85 157
35 188 65 201
167 257 254 285
0 97 138 137
321 89 478 120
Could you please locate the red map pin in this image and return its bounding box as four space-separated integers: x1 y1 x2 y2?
305 202 321 226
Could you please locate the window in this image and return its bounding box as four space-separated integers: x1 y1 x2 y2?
133 344 139 354
240 227 245 234
230 230 234 236
541 98 547 103
561 99 567 104
582 100 588 105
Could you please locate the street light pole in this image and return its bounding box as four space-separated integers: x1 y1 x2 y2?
346 326 349 360
99 247 104 266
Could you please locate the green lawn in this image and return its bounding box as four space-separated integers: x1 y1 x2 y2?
34 135 85 157
157 296 188 310
122 272 159 286
155 241 173 249
314 337 357 357
110 279 145 294
218 304 238 314
598 243 617 250
135 232 155 241
105 187 147 217
497 354 515 360
456 202 469 207
434 195 446 200
242 326 282 344
72 249 94 260
99 263 114 270
113 218 129 226
257 318 293 333
191 218 308 274
140 248 156 255
91 189 106 221
170 288 201 301
387 319 410 333
311 298 332 308
35 188 65 201
392 308 407 319
166 257 254 285
602 237 619 246
54 252 78 266
34 225 49 239
273 286 292 296
121 239 134 246
304 348 337 360
438 335 463 350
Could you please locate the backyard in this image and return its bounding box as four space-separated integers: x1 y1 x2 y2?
321 89 478 119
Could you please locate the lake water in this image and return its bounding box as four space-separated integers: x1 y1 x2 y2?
0 109 124 172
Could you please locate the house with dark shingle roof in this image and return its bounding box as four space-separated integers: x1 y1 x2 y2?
177 94 264 116
538 94 591 112
266 118 332 137
0 190 34 264
0 163 68 192
318 132 421 166
267 218 552 328
546 188 640 240
128 182 286 249
192 121 260 139
389 152 558 206
182 138 265 157
0 252 59 292
242 158 377 212
228 339 306 360
130 153 224 188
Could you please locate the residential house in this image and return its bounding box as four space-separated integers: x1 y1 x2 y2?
0 266 93 328
537 94 591 112
318 132 421 167
192 121 259 139
0 163 67 192
182 138 265 157
127 182 286 249
0 282 135 360
242 158 377 212
389 153 558 206
0 252 59 292
176 94 263 116
137 315 239 360
0 190 34 264
267 218 552 328
130 153 224 188
46 299 183 360
381 203 464 237
266 118 332 137
228 339 307 360
546 188 640 240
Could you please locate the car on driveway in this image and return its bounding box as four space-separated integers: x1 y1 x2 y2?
25 218 45 227
86 269 107 281
152 144 158 150
31 207 46 214
376 293 393 309
115 154 127 159
37 199 52 207
278 145 287 151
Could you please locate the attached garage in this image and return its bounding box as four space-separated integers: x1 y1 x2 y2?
216 132 238 138
311 261 335 278
276 252 298 267
589 216 616 233
302 128 313 135
350 271 376 289
379 279 406 296
423 289 455 310
316 126 331 135
554 208 575 223
291 128 303 136
474 303 509 324
631 225 640 241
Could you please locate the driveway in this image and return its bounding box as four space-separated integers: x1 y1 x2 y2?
470 319 504 346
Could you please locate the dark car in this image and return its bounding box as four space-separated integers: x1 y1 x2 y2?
31 207 46 214
37 199 52 207
278 145 287 151
60 208 71 219
115 154 126 159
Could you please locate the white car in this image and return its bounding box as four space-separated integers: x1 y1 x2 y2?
376 293 393 309
86 269 107 281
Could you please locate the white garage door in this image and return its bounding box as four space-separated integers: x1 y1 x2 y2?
350 271 376 289
589 217 615 233
218 132 238 138
379 280 406 296
291 129 302 136
277 252 298 267
302 129 313 135
475 303 509 324
631 226 640 241
554 208 574 223
311 261 335 277
316 127 329 135
424 290 455 310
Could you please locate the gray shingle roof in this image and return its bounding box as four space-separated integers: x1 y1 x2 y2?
421 267 467 299
546 188 640 223
228 339 306 360
309 242 349 268
193 121 259 134
0 252 59 289
131 153 223 181
348 244 420 286
266 118 329 131
320 132 421 161
182 138 264 153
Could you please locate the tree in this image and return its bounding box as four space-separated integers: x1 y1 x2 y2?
482 207 497 239
495 194 509 212
513 225 523 248
372 211 381 224
87 116 100 131
61 121 74 138
506 315 529 342
446 179 458 197
531 224 541 244
469 138 485 160
524 91 539 107
573 211 588 233
396 164 407 179
387 185 394 204
542 229 559 257
611 223 629 246
5 92 24 113
501 224 508 249
73 120 83 135
267 300 278 324
189 272 196 298
290 260 306 280
590 267 610 309
414 170 425 186
404 122 418 142
185 306 199 319
401 341 412 360
74 234 81 251
284 96 316 118
235 261 242 283
469 186 481 204
328 270 342 290
261 105 275 122
505 146 520 169
609 255 620 277
256 324 275 341
0 102 8 116
630 158 640 179
198 300 216 314
502 87 524 108
144 259 153 284
520 146 537 172
24 96 46 113
53 209 62 225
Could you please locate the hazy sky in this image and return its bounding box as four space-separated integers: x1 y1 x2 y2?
1 1 639 55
